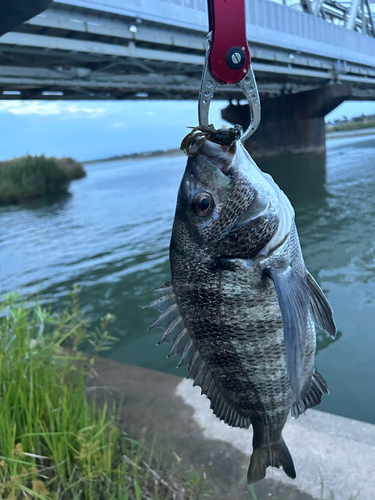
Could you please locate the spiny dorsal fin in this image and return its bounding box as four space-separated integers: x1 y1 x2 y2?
306 272 336 339
148 302 180 330
158 316 184 345
146 290 176 312
152 281 173 294
145 282 251 429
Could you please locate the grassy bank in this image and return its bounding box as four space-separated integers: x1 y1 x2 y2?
0 290 209 500
326 119 375 133
0 155 86 205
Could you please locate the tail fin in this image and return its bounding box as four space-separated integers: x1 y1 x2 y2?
247 438 296 483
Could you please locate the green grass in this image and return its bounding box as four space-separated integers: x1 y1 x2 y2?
0 289 210 500
318 478 360 500
0 155 86 205
326 119 375 133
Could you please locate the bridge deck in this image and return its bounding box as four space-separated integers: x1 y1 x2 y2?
0 0 374 100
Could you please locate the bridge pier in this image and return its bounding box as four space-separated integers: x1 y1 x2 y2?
222 83 353 158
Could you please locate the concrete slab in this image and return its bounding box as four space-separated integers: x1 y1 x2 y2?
177 379 374 500
92 356 374 500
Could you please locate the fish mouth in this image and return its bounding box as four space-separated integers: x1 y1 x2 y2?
198 140 235 176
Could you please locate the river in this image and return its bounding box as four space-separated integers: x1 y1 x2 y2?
1 133 374 425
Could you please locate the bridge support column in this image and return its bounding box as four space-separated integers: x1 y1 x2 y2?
221 83 353 158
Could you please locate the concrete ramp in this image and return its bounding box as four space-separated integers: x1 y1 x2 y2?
93 356 374 500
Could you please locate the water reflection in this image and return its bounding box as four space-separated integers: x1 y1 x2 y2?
262 136 375 423
316 328 342 352
258 153 341 355
257 152 329 209
1 134 374 424
20 191 73 212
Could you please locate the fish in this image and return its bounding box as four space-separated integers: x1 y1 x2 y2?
147 128 336 483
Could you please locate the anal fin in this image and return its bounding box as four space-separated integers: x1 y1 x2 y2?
291 367 329 419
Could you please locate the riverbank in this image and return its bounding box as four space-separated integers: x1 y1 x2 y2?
0 155 86 205
0 293 208 500
3 290 368 499
84 127 375 165
326 127 375 140
326 119 375 133
84 147 183 165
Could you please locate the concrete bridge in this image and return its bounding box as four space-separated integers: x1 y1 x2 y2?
1 0 375 156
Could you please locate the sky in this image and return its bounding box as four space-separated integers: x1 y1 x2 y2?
0 99 375 162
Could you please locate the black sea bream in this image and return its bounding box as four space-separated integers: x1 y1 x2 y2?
147 132 336 482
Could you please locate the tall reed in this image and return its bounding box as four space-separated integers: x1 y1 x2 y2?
0 155 85 204
0 289 204 499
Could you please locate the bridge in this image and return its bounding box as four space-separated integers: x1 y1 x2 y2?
1 0 375 156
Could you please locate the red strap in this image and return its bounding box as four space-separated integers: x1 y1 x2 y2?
207 0 250 85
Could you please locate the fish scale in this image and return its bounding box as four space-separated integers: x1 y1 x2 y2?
174 259 293 432
147 133 336 483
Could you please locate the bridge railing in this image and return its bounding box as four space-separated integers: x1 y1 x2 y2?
58 0 375 67
248 0 375 64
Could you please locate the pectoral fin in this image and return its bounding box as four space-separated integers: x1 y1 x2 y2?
306 272 336 338
267 267 310 401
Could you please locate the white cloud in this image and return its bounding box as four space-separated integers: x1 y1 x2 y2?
111 121 127 129
63 104 107 117
0 101 108 117
0 101 60 115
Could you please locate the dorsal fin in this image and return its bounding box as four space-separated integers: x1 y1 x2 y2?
146 282 251 429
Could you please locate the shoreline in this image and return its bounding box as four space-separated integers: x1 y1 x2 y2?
84 128 375 166
84 147 183 166
326 127 375 140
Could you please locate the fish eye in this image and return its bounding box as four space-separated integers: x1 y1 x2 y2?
193 192 214 217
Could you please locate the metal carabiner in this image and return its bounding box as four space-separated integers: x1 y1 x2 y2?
198 0 261 142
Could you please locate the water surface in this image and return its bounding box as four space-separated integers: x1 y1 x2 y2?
1 134 374 424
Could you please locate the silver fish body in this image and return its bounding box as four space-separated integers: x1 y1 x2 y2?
147 138 336 482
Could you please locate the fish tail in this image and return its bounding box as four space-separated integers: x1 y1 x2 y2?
247 438 296 483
